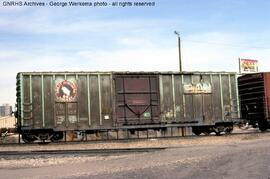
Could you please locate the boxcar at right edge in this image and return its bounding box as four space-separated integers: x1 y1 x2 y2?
238 73 270 131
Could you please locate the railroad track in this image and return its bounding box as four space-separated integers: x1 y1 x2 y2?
0 131 269 158
0 147 166 157
0 128 269 146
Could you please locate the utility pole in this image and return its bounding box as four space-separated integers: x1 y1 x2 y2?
238 58 241 74
174 31 182 72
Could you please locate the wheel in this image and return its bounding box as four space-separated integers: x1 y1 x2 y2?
22 134 35 143
202 128 212 135
192 127 201 136
215 131 221 136
51 132 64 142
225 126 233 134
258 120 268 131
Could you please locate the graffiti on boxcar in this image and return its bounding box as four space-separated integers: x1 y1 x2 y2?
183 82 212 94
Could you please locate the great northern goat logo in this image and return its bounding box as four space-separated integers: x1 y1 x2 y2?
55 80 77 102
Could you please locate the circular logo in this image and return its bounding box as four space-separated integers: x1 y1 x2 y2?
55 80 77 102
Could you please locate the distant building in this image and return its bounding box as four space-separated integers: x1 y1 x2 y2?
0 104 12 117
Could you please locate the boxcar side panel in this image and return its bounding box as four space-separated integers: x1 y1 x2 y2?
54 75 77 130
160 73 238 125
211 75 222 121
221 74 231 121
182 75 193 121
160 75 174 122
191 75 203 122
264 73 270 122
20 73 115 131
201 74 214 124
22 75 32 127
44 76 54 128
32 75 43 128
173 75 184 122
100 74 114 128
89 75 100 128
230 75 239 118
77 75 89 129
54 75 65 130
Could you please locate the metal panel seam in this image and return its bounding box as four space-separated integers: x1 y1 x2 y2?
41 75 45 127
181 75 186 118
98 74 102 125
219 74 224 120
228 74 232 100
53 74 56 127
29 75 33 123
30 75 32 105
235 74 240 118
111 74 116 126
228 74 232 115
87 74 91 126
264 74 269 119
159 75 164 119
191 75 195 119
210 74 215 120
20 73 24 126
172 74 176 118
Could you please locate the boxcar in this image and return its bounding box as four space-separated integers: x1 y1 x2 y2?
0 117 16 136
238 72 270 131
16 71 239 142
0 117 16 129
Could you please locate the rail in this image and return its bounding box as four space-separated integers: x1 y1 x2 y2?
0 147 167 157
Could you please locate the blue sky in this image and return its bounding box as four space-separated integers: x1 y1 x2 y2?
0 0 270 104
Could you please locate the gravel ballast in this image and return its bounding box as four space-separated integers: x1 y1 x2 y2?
0 132 269 179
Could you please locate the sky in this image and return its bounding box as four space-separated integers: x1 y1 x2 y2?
0 0 270 105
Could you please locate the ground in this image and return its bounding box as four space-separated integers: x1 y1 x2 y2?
0 132 269 179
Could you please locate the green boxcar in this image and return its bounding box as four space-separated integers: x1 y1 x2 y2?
16 71 239 142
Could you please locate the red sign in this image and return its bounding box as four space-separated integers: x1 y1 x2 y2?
239 59 258 73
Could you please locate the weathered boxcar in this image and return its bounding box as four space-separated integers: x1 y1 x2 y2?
16 71 239 142
238 72 270 131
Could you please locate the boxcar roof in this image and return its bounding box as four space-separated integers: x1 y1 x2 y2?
17 71 237 75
